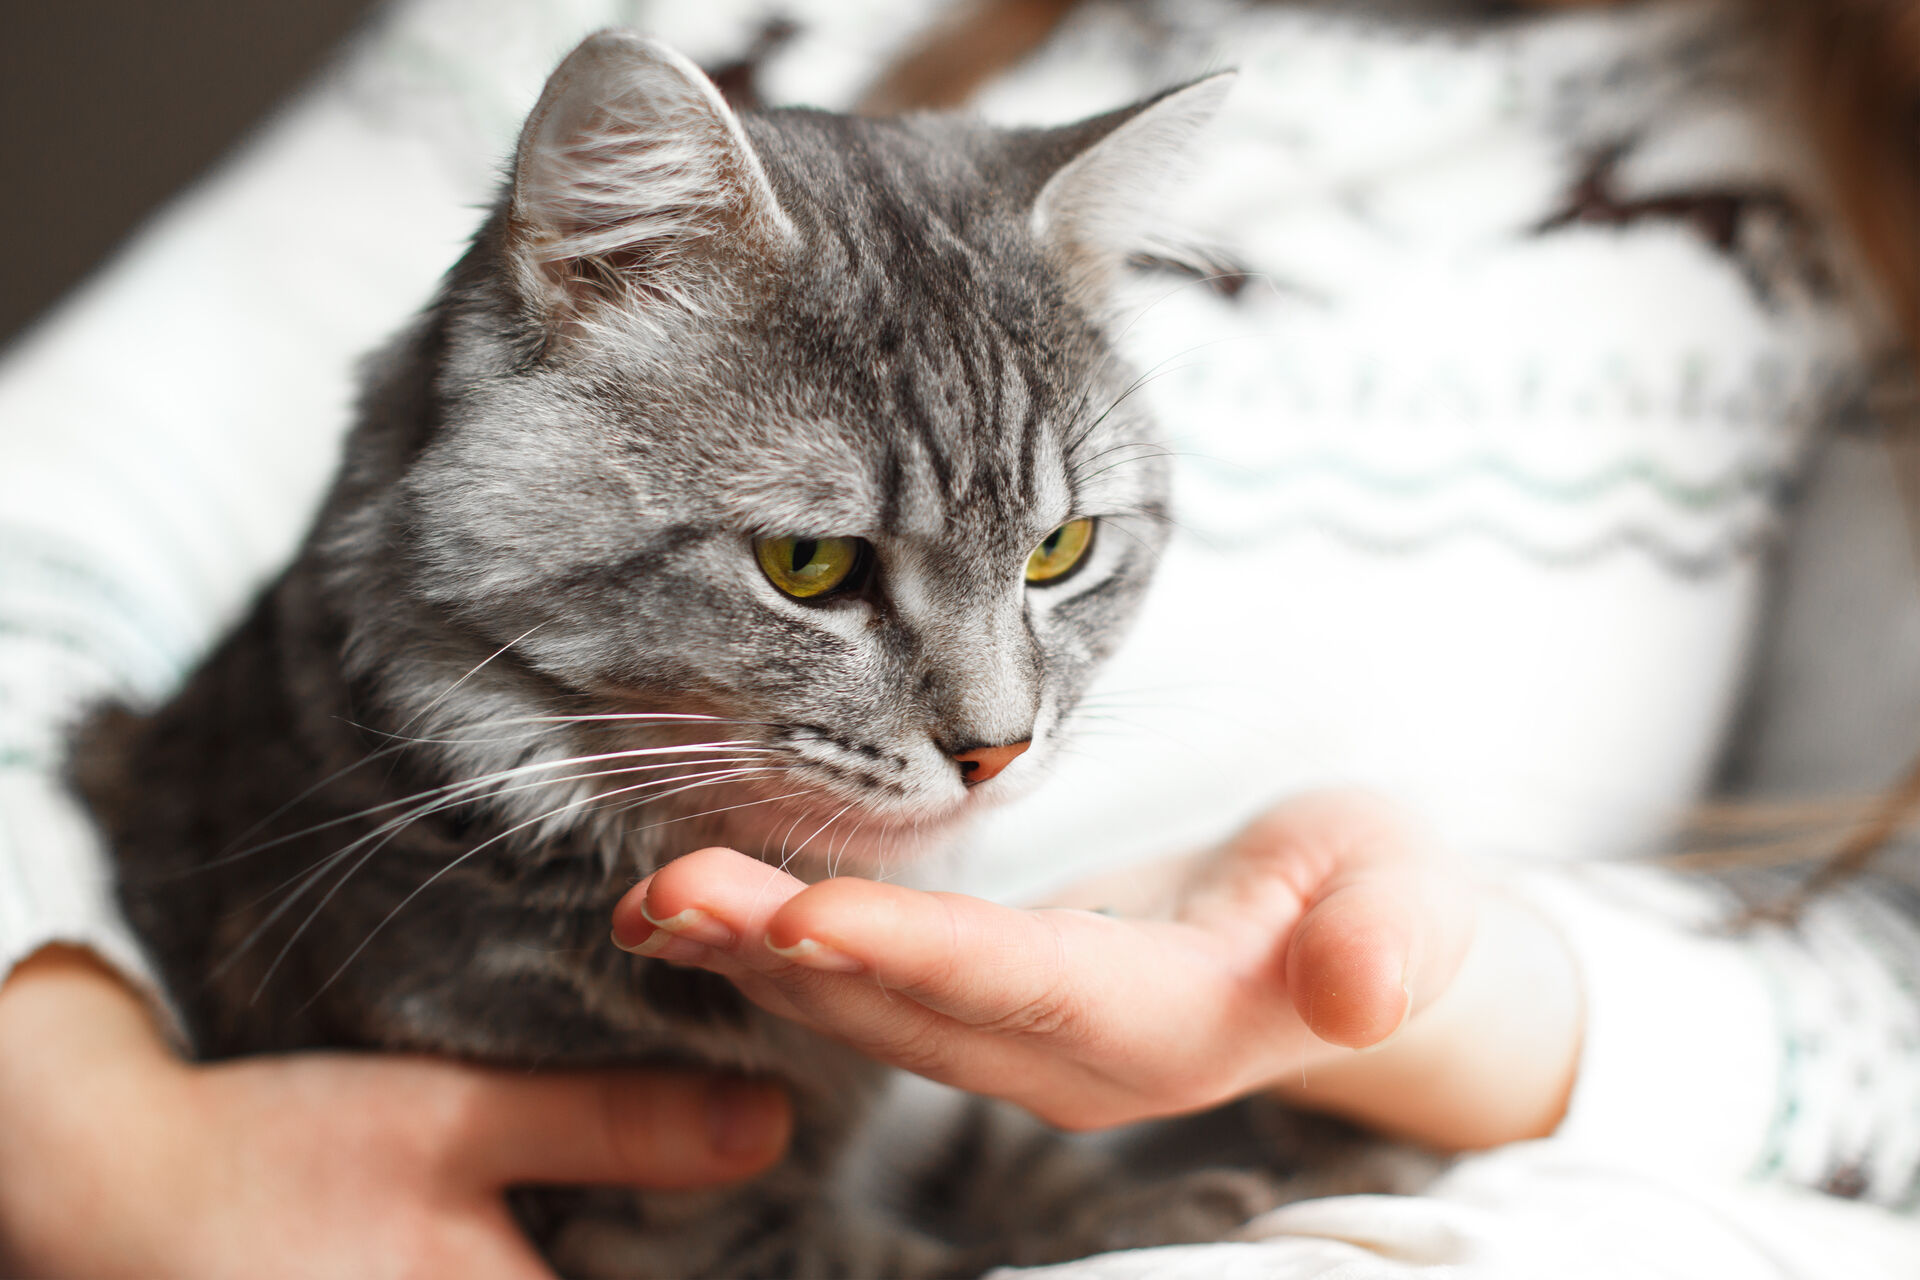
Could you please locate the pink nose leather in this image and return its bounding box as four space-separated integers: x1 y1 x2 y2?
952 741 1030 786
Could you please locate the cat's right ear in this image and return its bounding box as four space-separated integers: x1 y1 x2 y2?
1027 73 1236 312
506 32 795 333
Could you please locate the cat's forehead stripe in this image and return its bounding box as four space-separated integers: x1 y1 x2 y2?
874 340 1076 539
633 109 1161 542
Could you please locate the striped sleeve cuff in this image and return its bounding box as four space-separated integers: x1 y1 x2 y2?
0 768 179 1038
1513 861 1783 1182
1741 872 1920 1208
1518 859 1920 1209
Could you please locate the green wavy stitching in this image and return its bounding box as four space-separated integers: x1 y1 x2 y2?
1178 452 1785 511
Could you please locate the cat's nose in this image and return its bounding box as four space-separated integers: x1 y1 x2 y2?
952 740 1030 786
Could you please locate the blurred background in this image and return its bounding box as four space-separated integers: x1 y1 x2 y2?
0 0 379 347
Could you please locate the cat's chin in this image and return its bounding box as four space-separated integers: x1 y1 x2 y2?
784 828 946 878
700 794 978 878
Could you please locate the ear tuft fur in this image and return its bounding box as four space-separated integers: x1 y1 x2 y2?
509 32 794 328
1031 72 1236 309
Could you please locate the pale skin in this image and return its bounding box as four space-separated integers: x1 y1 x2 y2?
0 946 792 1280
611 792 1586 1151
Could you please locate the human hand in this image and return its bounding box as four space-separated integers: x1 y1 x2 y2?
611 793 1581 1149
0 946 791 1280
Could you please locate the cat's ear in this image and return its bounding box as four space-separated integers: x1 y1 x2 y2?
1029 73 1235 308
507 31 795 328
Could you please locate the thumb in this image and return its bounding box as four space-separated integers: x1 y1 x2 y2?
1284 865 1475 1050
441 1067 791 1191
1199 791 1476 1051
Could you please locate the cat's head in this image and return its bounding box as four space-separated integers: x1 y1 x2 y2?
326 32 1227 869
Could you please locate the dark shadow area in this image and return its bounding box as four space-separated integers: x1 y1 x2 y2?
0 0 380 347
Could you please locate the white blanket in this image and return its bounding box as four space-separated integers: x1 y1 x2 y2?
998 1145 1920 1279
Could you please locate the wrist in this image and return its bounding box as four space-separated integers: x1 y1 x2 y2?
0 943 184 1074
0 945 196 1277
1273 889 1584 1151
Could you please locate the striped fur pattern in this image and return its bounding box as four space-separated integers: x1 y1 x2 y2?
71 32 1296 1278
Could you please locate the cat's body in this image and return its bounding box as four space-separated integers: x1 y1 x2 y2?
73 33 1358 1278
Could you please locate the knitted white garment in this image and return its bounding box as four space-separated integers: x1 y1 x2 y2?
936 0 1920 1214
955 0 1887 887
3 0 1920 1253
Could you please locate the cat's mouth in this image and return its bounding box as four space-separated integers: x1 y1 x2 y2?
547 702 1045 872
657 755 1036 874
699 783 975 874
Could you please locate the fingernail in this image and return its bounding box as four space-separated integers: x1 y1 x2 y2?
1355 977 1415 1055
706 1079 787 1160
766 935 864 973
639 902 736 949
612 927 718 965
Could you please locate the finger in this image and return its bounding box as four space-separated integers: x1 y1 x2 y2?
656 865 1245 1060
620 862 1130 1106
614 854 1263 1124
439 1066 791 1190
735 888 1264 1126
622 849 1123 1032
1183 791 1474 1050
612 846 807 959
617 850 1002 1005
621 859 1040 1069
762 878 1257 1081
612 849 831 1019
764 878 1088 1021
1182 791 1428 944
1284 865 1475 1049
612 850 949 1036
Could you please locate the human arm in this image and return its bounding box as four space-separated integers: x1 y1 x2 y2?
614 790 1920 1207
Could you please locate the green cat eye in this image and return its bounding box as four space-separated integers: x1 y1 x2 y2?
1025 519 1095 584
756 536 865 600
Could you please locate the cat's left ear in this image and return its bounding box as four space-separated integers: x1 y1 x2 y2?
1028 73 1236 308
507 31 796 330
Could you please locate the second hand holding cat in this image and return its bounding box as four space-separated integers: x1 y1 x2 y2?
611 792 1584 1148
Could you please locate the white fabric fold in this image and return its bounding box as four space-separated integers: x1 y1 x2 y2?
1513 861 1783 1182
993 1144 1920 1279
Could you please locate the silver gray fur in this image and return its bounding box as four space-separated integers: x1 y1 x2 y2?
73 33 1381 1279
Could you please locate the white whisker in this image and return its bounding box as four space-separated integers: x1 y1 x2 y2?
621 787 820 841
359 710 771 747
198 741 775 874
227 755 783 986
296 765 785 1009
774 807 814 873
792 800 862 872
394 622 547 738
207 739 417 870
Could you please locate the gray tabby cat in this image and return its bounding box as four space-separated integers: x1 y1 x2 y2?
74 31 1309 1278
